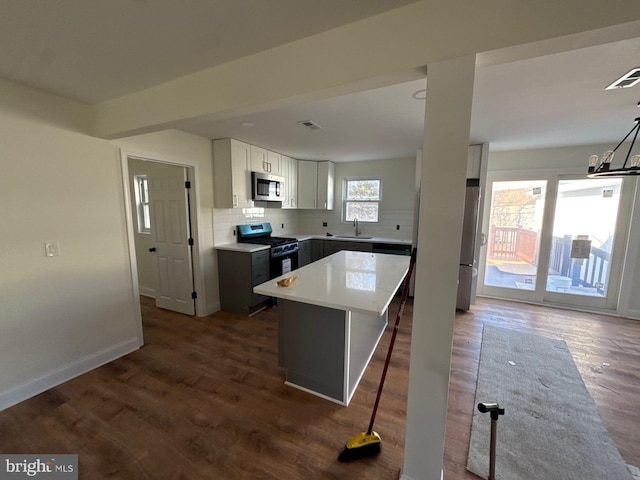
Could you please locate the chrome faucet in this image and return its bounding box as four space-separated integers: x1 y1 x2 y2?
353 217 362 237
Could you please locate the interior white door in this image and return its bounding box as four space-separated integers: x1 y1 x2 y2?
148 164 195 315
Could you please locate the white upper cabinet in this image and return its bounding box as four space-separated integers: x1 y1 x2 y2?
267 150 282 175
317 161 335 210
289 157 298 209
281 155 298 209
298 160 334 210
214 138 331 210
213 138 252 209
297 160 318 209
251 145 281 174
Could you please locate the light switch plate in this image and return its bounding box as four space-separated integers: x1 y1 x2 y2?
44 241 60 257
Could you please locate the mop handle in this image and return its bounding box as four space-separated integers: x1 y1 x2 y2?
367 248 417 436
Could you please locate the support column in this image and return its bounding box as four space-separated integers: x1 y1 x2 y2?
402 54 476 480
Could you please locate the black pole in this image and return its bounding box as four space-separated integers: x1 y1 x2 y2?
478 402 505 480
489 415 498 480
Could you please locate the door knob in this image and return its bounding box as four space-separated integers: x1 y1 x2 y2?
149 247 157 252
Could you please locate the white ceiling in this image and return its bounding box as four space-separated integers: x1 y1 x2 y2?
0 0 417 103
1 1 639 161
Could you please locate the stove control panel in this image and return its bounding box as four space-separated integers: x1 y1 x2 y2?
271 242 299 258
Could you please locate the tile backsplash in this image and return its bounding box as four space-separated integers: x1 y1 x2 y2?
213 207 301 245
213 207 413 245
297 208 414 240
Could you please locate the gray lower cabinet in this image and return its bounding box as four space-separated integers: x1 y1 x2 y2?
218 249 270 314
298 240 311 267
323 240 373 257
310 239 324 262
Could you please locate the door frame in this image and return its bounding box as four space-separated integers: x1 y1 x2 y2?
120 150 205 339
477 170 634 312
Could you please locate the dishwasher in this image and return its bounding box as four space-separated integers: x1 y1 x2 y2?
372 243 412 294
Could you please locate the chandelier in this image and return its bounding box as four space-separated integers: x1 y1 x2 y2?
588 110 640 178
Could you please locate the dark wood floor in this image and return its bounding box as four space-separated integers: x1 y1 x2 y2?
0 296 638 479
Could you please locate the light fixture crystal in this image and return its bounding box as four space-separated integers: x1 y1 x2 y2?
587 107 640 177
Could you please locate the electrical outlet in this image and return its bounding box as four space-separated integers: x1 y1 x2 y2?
396 225 400 230
323 222 328 227
281 223 284 228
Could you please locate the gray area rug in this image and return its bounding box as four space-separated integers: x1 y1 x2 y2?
467 324 634 480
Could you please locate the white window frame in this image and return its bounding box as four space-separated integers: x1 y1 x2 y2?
134 174 151 234
342 176 382 223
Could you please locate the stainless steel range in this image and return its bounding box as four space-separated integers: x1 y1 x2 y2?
237 223 299 276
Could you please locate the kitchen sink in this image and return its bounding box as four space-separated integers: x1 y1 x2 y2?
336 235 373 239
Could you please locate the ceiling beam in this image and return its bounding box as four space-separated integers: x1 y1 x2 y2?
93 0 640 139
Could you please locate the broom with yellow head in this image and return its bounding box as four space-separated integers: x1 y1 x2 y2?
338 248 417 462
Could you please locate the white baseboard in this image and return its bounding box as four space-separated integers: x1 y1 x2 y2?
0 337 141 412
399 468 443 480
138 287 155 298
623 308 640 320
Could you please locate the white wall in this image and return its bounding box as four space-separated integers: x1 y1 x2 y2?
487 144 640 318
489 143 613 173
0 79 141 410
297 157 415 239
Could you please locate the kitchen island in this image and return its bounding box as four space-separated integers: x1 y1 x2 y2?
254 250 410 405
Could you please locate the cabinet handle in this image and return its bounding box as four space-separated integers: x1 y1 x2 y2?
233 194 238 207
324 202 327 209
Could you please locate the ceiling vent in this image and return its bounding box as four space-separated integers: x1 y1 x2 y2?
605 67 640 90
298 120 322 130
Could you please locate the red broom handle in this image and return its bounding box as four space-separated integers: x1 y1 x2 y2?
367 248 417 436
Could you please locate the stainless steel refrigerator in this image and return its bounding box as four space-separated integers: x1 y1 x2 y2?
457 179 481 310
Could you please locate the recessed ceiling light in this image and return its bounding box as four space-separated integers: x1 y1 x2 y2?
240 121 255 127
605 67 640 90
412 89 427 100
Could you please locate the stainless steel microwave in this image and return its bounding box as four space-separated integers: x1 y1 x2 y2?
251 172 285 202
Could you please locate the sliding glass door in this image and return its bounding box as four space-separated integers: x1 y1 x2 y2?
478 174 632 310
543 177 628 309
482 180 547 300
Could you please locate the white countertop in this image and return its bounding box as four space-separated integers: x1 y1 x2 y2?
215 243 270 253
253 251 410 316
216 235 411 253
293 233 411 245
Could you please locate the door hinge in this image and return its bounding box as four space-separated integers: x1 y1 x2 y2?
188 238 194 246
191 291 197 299
185 181 191 189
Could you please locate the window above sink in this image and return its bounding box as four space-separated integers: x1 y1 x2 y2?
343 177 381 223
